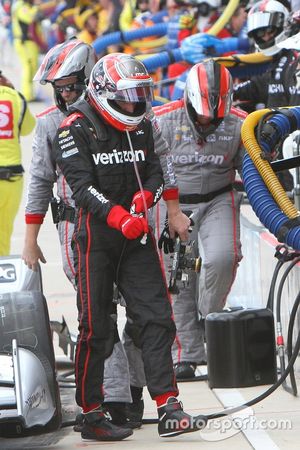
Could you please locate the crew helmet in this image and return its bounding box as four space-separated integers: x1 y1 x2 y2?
33 37 97 111
247 0 290 56
184 59 233 138
87 53 154 131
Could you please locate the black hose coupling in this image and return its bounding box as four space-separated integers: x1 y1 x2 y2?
274 243 300 262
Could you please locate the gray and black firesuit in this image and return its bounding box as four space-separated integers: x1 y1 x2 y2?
54 101 178 410
154 99 246 365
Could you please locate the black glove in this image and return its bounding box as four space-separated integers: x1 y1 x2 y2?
257 122 280 161
158 218 174 254
158 210 193 254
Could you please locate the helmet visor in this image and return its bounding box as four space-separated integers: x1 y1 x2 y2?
248 11 284 36
110 78 154 102
112 86 154 103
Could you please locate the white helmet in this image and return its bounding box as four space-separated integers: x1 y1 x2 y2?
33 37 97 112
247 0 290 55
87 53 154 131
184 59 233 139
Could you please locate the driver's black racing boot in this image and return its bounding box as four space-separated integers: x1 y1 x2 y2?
157 397 207 437
174 362 197 380
81 408 133 441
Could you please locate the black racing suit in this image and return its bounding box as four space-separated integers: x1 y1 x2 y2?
54 106 177 411
233 49 300 109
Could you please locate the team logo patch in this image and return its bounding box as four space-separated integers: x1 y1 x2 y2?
58 129 70 139
62 148 79 158
206 134 216 143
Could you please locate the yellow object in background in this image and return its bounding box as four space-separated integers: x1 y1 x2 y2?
0 177 24 255
0 83 35 255
12 0 42 101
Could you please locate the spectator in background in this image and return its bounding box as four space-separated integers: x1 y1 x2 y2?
0 0 13 44
74 3 101 44
11 0 45 102
119 0 163 31
216 3 248 41
98 0 123 34
196 0 223 33
0 70 35 255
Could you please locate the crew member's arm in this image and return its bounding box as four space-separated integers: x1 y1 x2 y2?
22 117 56 269
147 107 190 241
232 108 248 179
22 223 46 271
233 75 267 108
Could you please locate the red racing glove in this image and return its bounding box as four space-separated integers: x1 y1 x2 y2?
130 190 153 214
107 205 148 239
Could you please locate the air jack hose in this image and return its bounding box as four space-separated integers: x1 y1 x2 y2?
275 256 300 396
265 245 300 396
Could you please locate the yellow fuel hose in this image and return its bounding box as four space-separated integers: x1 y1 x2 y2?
212 52 273 67
207 0 240 36
241 109 299 219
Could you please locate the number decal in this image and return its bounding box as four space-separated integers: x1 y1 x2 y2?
0 100 13 139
